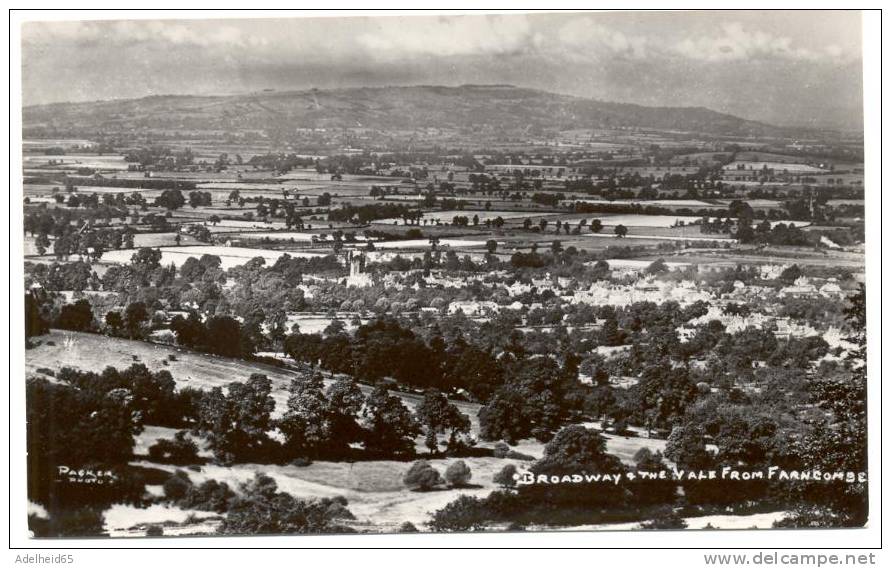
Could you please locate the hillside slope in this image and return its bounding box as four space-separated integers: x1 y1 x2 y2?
23 84 785 138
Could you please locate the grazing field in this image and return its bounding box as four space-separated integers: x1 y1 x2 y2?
586 214 705 227
132 232 203 248
724 161 828 173
23 183 163 197
573 199 717 208
584 233 737 243
714 198 782 208
27 331 307 413
23 154 130 170
100 245 326 269
134 456 529 532
372 238 488 249
183 219 291 231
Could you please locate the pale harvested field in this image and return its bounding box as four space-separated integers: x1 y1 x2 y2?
374 210 560 225
100 245 326 269
134 454 530 533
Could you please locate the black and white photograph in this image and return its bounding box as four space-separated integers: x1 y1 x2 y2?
11 8 879 551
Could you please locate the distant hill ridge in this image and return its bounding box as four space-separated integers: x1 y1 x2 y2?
23 84 788 137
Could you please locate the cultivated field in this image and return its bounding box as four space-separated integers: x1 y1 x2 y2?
374 210 561 225
99 245 327 269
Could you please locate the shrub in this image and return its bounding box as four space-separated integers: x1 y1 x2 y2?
493 464 518 489
148 432 199 464
146 525 164 537
444 460 472 487
492 442 510 458
398 521 419 533
492 441 535 461
428 495 488 532
403 460 443 491
179 479 235 513
506 521 526 532
162 470 193 501
219 473 355 535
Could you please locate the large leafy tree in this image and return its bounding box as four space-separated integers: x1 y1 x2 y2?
195 374 277 464
416 389 471 454
57 299 94 332
362 386 421 456
523 425 628 509
324 377 366 454
478 357 571 443
278 375 331 459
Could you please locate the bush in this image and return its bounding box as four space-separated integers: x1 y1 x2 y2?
219 473 355 535
398 521 419 533
403 460 443 491
428 494 488 532
444 460 472 487
178 479 235 513
493 464 518 489
506 521 526 532
146 525 164 537
148 432 199 464
492 441 535 461
492 441 510 458
162 470 193 501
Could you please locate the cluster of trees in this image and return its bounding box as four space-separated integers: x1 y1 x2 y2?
123 146 195 169
284 318 505 401
571 199 796 222
328 203 421 224
170 313 260 358
25 207 138 260
188 190 212 208
191 372 469 464
247 153 316 174
737 222 813 247
432 348 867 534
25 361 196 535
54 364 196 428
154 189 186 210
428 425 670 530
479 356 586 444
63 175 196 191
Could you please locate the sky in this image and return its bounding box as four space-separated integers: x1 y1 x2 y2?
21 11 864 129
